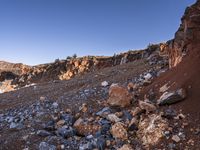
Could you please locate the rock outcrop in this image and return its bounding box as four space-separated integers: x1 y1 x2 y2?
0 61 30 81
165 0 200 68
7 45 166 88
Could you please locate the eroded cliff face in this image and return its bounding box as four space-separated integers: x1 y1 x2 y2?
13 49 154 86
0 43 168 90
0 61 31 81
167 0 200 68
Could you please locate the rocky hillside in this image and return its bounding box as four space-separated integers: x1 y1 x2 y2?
0 0 199 150
0 44 167 89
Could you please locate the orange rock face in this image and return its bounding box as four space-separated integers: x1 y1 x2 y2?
107 85 133 107
166 0 200 68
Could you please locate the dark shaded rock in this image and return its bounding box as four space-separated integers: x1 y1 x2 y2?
39 142 56 150
98 118 111 126
161 108 177 119
96 107 111 117
37 130 52 137
60 113 75 126
44 120 55 131
57 127 75 138
123 111 132 121
9 122 23 129
96 136 106 150
158 88 186 105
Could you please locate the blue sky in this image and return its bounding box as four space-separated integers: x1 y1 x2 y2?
0 0 196 65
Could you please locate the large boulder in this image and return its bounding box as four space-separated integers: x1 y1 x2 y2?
107 85 133 107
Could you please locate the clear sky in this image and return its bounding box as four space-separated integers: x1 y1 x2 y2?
0 0 196 65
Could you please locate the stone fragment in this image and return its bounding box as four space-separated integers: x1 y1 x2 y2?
139 101 156 114
101 81 109 87
96 107 111 117
44 120 55 131
37 130 51 137
174 113 186 120
158 88 186 105
60 113 75 126
107 85 133 107
161 108 177 119
144 73 152 80
111 122 128 140
9 122 23 129
52 102 58 108
172 135 181 143
131 107 143 117
96 136 106 150
127 82 138 91
79 103 88 113
40 96 46 101
107 114 121 123
73 118 101 136
137 114 168 147
118 144 133 150
128 117 138 131
39 142 56 150
159 84 170 93
57 127 75 138
56 120 65 128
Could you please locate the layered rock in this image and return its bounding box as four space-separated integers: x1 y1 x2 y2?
166 0 200 68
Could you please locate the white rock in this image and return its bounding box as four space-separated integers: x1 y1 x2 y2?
52 102 59 108
101 81 109 87
60 145 65 149
107 114 121 123
159 84 170 93
144 73 152 80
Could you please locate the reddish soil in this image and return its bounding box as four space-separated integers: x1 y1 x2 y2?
141 42 200 149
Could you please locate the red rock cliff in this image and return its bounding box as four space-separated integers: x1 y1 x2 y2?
167 0 200 68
